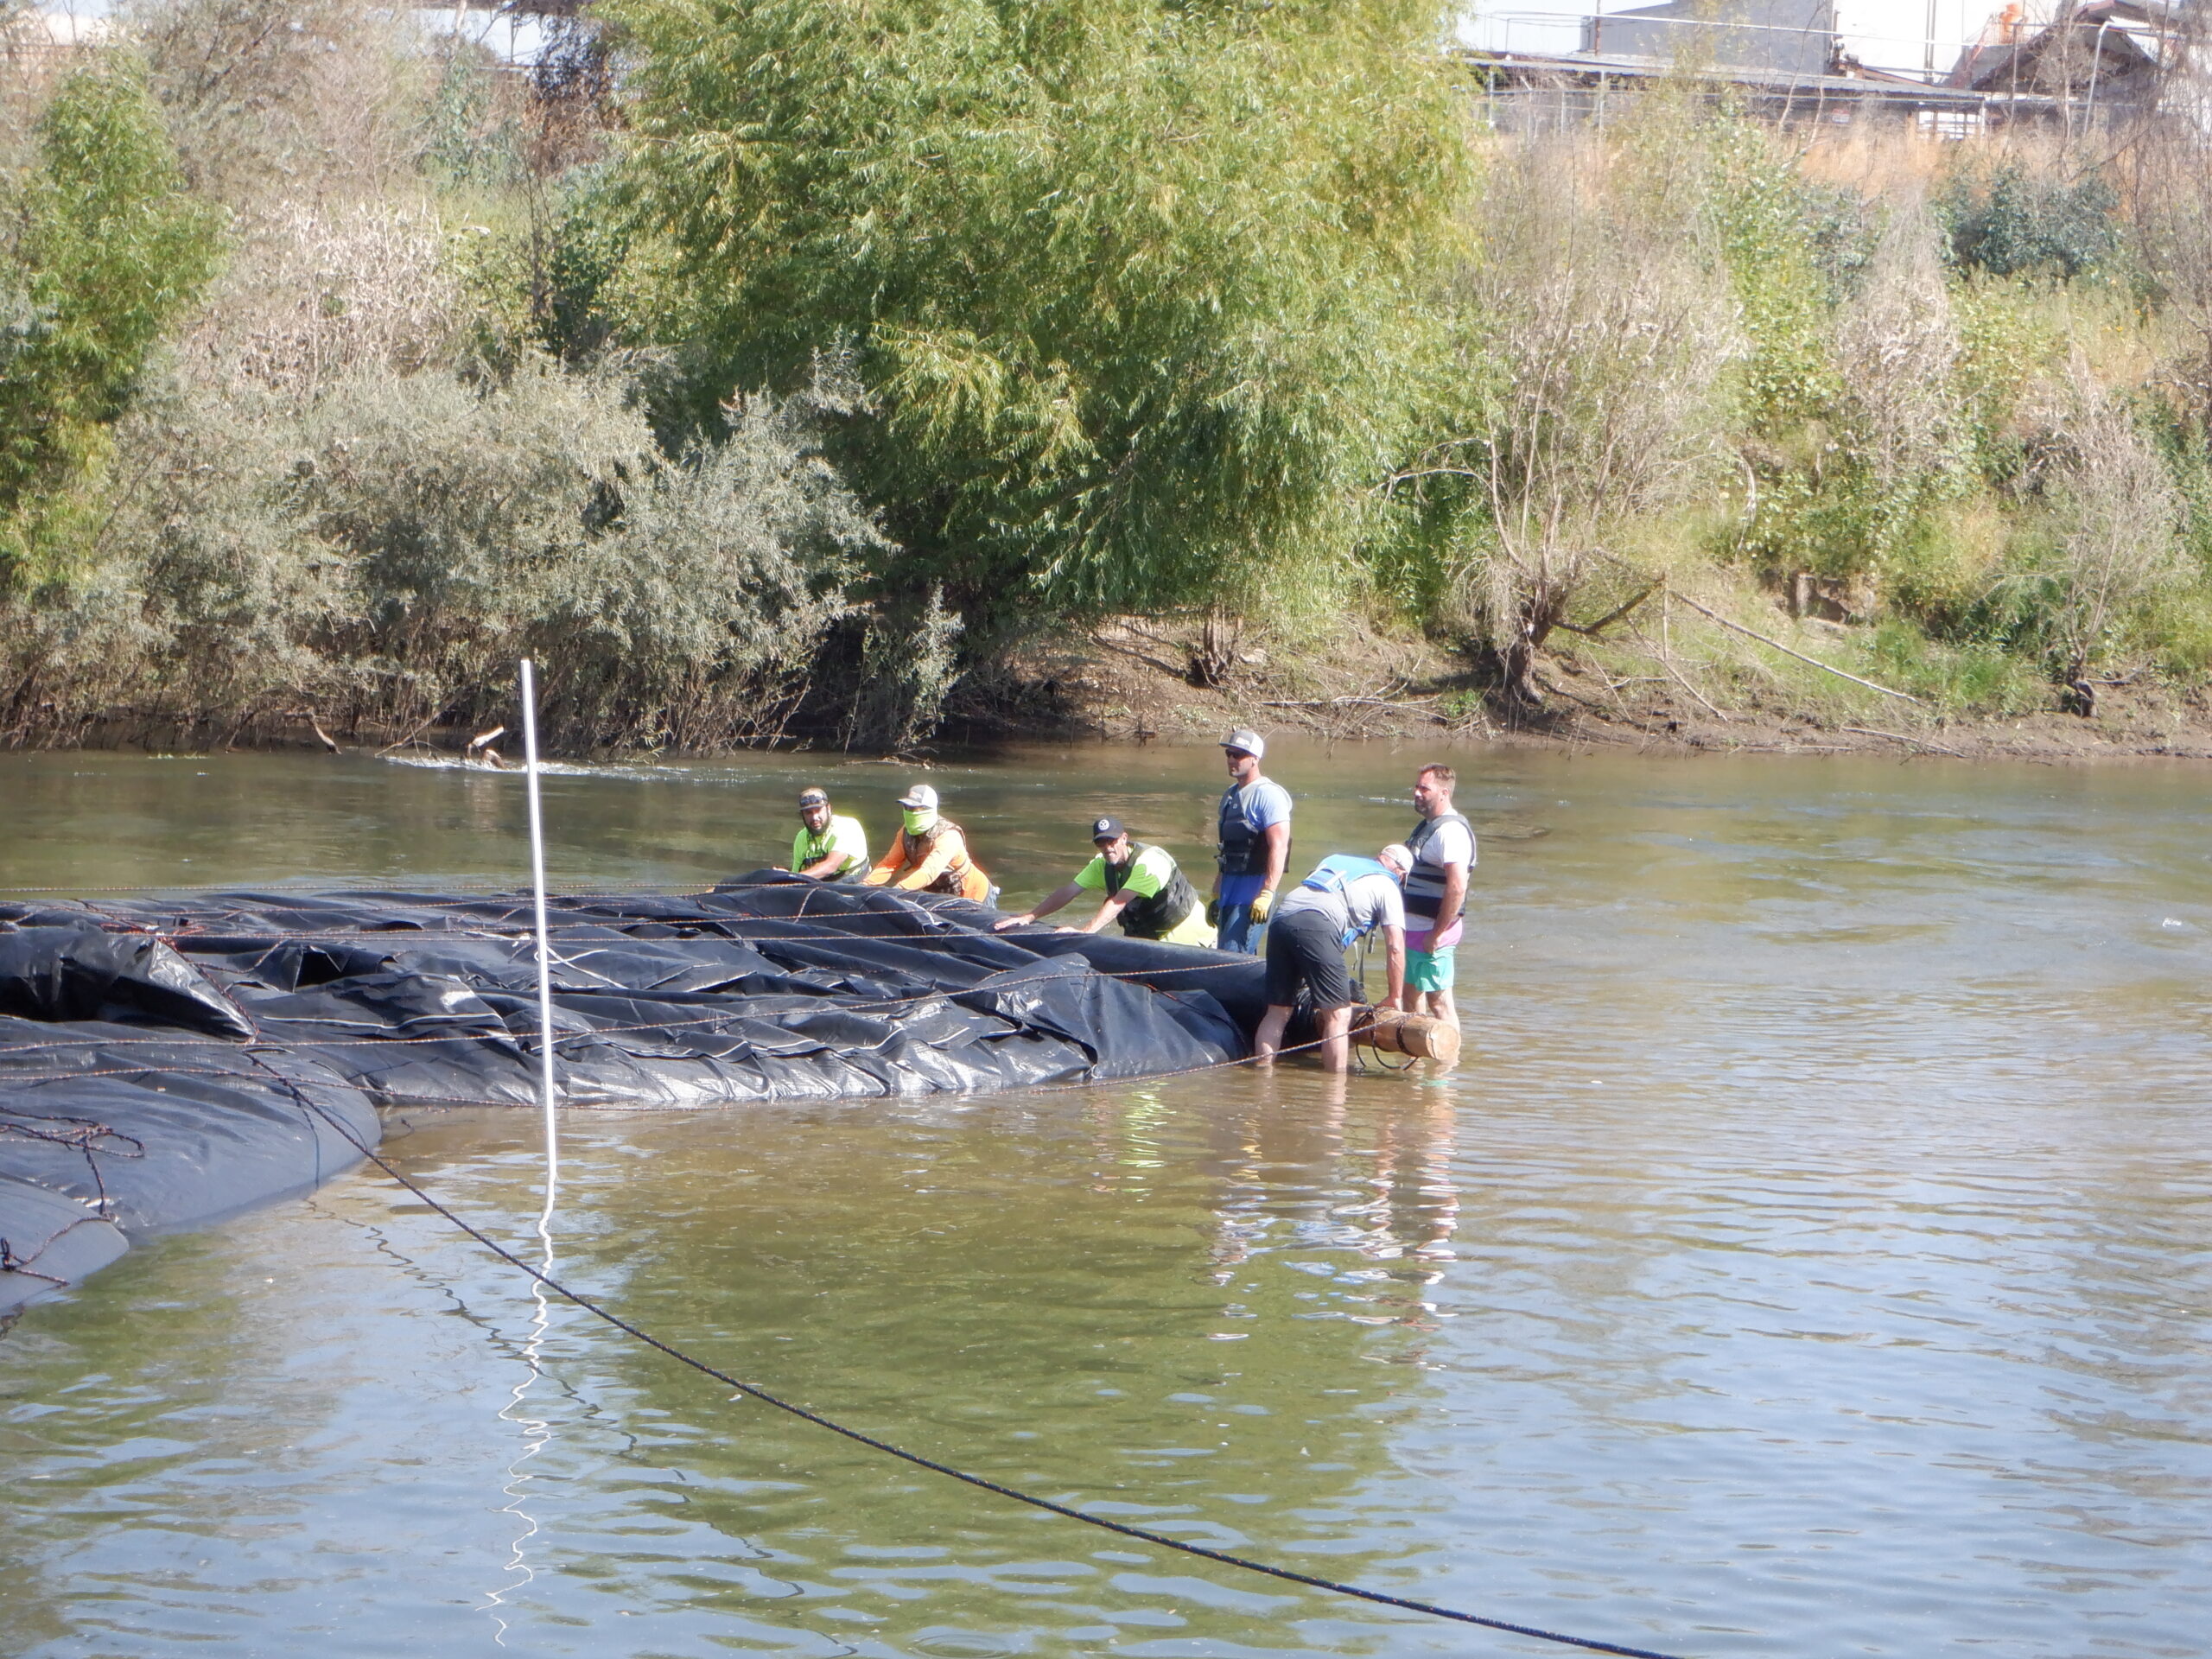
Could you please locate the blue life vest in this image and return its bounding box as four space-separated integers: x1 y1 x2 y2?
1298 855 1397 948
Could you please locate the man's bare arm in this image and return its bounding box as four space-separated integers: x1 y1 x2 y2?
1076 893 1132 934
994 880 1085 931
1260 820 1290 891
1436 861 1468 933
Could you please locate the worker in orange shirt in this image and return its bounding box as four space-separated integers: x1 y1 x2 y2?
861 784 992 902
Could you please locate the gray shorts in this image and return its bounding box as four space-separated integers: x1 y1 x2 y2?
1264 910 1354 1011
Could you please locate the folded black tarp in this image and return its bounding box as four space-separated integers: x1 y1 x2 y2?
0 874 1262 1311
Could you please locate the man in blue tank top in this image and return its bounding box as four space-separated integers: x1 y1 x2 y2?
1210 729 1292 954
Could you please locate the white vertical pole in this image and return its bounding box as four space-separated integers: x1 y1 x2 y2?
518 658 559 1192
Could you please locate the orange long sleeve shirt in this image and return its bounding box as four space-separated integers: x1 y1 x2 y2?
863 823 989 901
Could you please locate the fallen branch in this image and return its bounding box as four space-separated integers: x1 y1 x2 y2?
376 715 442 758
1551 582 1661 639
1090 635 1191 680
283 709 341 753
1627 621 1731 721
1258 695 1438 709
1669 593 1923 706
1841 725 1967 758
1624 615 1727 721
1654 651 1731 721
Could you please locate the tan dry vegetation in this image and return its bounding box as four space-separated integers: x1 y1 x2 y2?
178 201 465 396
120 0 429 212
1795 120 1956 196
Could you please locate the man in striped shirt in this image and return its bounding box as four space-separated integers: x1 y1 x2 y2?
1400 764 1473 1032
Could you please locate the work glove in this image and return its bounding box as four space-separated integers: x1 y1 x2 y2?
1205 898 1221 927
1249 887 1274 925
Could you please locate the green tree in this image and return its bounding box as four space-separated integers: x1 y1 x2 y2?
608 0 1465 623
0 54 221 578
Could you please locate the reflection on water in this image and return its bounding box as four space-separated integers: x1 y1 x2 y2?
1 743 2209 1656
483 1199 561 1647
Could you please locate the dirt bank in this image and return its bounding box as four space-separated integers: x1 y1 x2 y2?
944 615 2212 764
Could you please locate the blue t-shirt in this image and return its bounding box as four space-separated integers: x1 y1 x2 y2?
1218 779 1293 906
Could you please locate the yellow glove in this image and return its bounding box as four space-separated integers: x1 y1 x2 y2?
1249 887 1274 925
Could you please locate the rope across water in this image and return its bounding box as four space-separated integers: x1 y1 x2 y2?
272 1084 1693 1659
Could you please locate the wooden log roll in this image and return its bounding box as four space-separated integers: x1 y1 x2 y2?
1353 1005 1461 1067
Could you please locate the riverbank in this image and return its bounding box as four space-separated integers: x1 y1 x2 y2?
14 584 2212 766
953 607 2212 764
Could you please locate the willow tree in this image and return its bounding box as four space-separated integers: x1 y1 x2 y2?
1391 130 1740 706
609 0 1465 622
0 54 220 580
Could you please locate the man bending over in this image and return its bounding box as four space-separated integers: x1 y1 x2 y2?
1253 844 1411 1073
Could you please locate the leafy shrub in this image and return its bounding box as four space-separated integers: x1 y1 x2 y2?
120 0 419 208
2127 589 2212 681
1941 163 2119 283
0 356 892 749
842 587 964 754
0 53 221 577
1969 358 2185 702
1414 130 1741 703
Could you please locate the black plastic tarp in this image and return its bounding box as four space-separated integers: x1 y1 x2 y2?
1 874 1262 1310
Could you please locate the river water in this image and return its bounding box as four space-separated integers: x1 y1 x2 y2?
1 743 2207 1658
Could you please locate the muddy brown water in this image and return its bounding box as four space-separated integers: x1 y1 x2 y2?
1 742 2207 1657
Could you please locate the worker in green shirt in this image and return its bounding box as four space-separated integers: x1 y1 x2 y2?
994 817 1217 947
788 786 869 880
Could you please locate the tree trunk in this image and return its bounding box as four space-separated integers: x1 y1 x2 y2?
1502 588 1563 707
1190 607 1239 688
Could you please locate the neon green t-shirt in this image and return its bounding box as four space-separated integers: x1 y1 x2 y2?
1073 843 1178 899
1073 845 1216 947
791 814 868 878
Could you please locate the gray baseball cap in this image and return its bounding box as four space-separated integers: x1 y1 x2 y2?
1220 729 1265 759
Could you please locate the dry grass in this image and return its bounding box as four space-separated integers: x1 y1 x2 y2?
1835 194 1967 488
177 201 465 398
119 0 429 211
1796 118 1958 197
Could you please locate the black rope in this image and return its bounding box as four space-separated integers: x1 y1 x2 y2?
292 1096 1692 1659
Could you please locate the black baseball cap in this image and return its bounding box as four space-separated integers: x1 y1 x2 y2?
1091 816 1127 842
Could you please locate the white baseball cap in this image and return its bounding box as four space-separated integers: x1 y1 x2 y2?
1220 728 1266 759
1379 843 1414 875
898 783 938 810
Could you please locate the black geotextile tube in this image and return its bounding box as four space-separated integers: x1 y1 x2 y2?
0 874 1255 1311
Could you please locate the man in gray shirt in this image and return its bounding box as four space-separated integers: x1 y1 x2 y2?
1253 844 1410 1072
